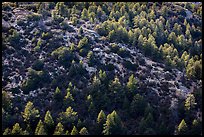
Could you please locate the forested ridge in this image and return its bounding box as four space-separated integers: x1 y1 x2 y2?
2 2 202 135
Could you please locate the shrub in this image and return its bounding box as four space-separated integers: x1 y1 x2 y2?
32 59 44 71
123 60 137 71
54 16 64 24
27 13 41 22
17 19 27 26
2 2 14 11
110 43 119 53
117 48 130 58
8 30 21 48
79 48 88 57
51 47 76 68
21 68 50 94
78 37 89 49
42 32 53 40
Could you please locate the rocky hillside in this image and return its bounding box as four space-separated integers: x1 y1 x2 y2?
2 2 202 135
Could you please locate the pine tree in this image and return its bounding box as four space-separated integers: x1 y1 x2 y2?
22 101 40 129
177 119 188 135
65 130 70 135
58 106 78 129
109 77 122 93
130 94 146 117
99 69 107 82
35 120 46 135
97 6 105 21
184 94 196 111
138 117 146 134
127 74 137 93
3 128 11 135
128 30 134 44
77 119 83 130
78 26 83 35
191 119 202 135
88 101 96 114
97 110 106 124
144 103 154 117
122 96 130 110
145 113 154 128
64 88 74 107
108 30 116 42
108 76 123 106
71 126 79 135
54 87 63 101
2 90 12 111
103 110 123 135
97 110 106 134
11 123 23 135
81 8 89 21
44 110 54 134
79 127 89 135
78 37 89 49
53 122 64 135
158 122 168 135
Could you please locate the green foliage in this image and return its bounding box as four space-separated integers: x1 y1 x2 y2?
96 5 106 21
2 90 12 111
51 46 75 68
108 26 128 43
58 106 78 129
44 110 54 134
184 94 196 111
22 68 50 93
27 13 41 22
130 94 146 117
22 101 40 125
78 26 83 35
81 8 89 20
109 77 122 93
2 2 14 11
8 29 21 48
177 119 188 135
138 112 155 134
71 16 78 25
158 122 169 135
3 128 11 135
64 89 75 107
2 2 202 135
110 43 119 53
54 87 63 101
97 110 106 134
79 127 89 135
97 110 106 124
186 58 202 80
11 123 23 135
55 2 69 17
127 74 137 93
78 37 89 49
118 47 130 58
53 122 64 135
87 51 96 66
42 31 53 40
71 126 79 135
32 59 44 71
99 70 107 82
144 103 154 117
191 119 202 135
108 76 124 107
103 110 123 135
60 21 73 31
35 120 46 135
